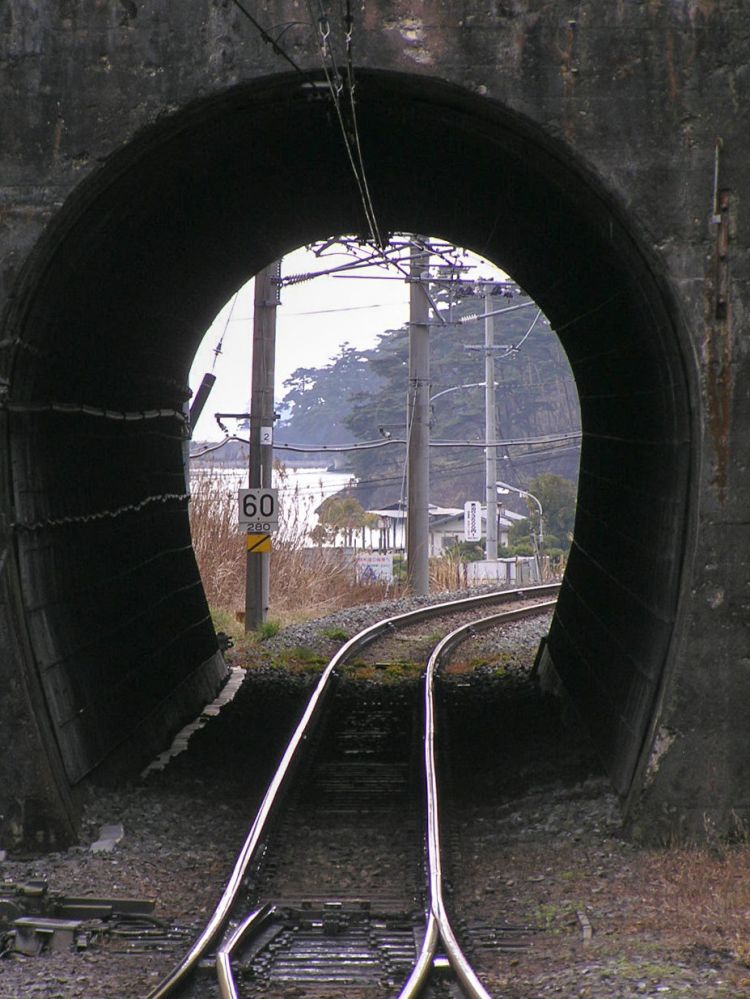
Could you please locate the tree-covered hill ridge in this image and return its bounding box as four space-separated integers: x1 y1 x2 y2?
275 288 581 510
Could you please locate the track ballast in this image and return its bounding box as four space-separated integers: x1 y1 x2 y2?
145 585 558 999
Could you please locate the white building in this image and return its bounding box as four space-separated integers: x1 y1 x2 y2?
367 503 529 556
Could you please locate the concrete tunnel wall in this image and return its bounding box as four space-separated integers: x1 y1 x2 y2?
3 1 750 847
0 70 693 847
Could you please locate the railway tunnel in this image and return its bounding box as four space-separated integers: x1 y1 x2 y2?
0 69 698 848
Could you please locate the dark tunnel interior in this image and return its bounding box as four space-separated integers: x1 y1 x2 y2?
3 71 695 802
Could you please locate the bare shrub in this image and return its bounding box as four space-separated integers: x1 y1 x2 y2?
189 464 394 626
269 467 392 620
188 469 245 610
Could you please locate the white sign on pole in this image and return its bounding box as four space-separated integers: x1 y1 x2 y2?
464 500 482 542
260 426 273 446
238 488 280 532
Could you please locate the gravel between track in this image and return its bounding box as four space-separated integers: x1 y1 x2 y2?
2 588 750 998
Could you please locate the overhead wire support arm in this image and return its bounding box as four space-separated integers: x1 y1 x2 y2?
228 0 309 76
409 275 447 326
280 244 414 287
457 299 538 324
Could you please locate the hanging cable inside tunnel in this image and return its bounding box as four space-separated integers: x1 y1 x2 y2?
305 0 386 250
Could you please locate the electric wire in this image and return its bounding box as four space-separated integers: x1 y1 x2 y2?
226 0 390 267
325 431 581 450
227 0 308 76
211 291 240 370
187 450 580 507
280 243 413 286
341 0 384 249
189 450 569 494
497 307 543 359
210 300 404 320
305 1 383 249
189 430 580 460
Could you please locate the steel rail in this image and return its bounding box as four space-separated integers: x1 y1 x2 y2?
400 600 558 999
143 583 559 999
216 904 275 999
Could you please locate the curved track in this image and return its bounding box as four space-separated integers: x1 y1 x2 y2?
144 585 559 999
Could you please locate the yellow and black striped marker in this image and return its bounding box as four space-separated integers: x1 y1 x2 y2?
246 533 271 553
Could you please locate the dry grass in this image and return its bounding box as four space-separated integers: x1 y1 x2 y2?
497 837 750 961
628 846 750 946
188 466 394 627
188 468 244 611
429 548 469 591
189 464 565 627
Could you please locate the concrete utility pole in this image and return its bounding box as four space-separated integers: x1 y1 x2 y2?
406 241 430 595
245 261 280 632
484 287 498 561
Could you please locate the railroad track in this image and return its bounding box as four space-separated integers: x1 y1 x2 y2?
143 584 559 999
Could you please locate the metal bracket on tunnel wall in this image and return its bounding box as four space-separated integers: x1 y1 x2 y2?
705 139 733 502
714 188 731 321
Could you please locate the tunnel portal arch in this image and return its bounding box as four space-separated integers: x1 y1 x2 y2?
1 71 695 845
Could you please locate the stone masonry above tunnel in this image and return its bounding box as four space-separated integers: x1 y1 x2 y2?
1 2 748 847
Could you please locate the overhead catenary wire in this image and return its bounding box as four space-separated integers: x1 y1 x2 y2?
193 234 588 498
211 290 240 370
305 1 385 250
341 0 384 249
321 233 470 277
210 300 405 321
191 266 581 527
502 307 543 357
189 431 581 459
226 0 388 257
188 447 580 505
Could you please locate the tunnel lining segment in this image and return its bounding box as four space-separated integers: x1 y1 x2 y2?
0 71 696 842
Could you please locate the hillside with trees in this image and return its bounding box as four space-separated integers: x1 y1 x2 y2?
274 342 380 451
275 284 581 512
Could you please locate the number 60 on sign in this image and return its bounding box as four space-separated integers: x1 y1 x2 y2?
238 488 280 532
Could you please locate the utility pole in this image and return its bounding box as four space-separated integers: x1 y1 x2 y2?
465 286 521 561
484 287 498 561
406 240 430 595
245 261 280 632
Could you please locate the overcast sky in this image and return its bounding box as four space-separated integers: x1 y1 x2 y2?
188 241 507 441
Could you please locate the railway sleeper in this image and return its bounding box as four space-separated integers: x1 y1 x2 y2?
209 902 422 989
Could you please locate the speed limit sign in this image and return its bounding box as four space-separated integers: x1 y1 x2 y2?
238 488 279 532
